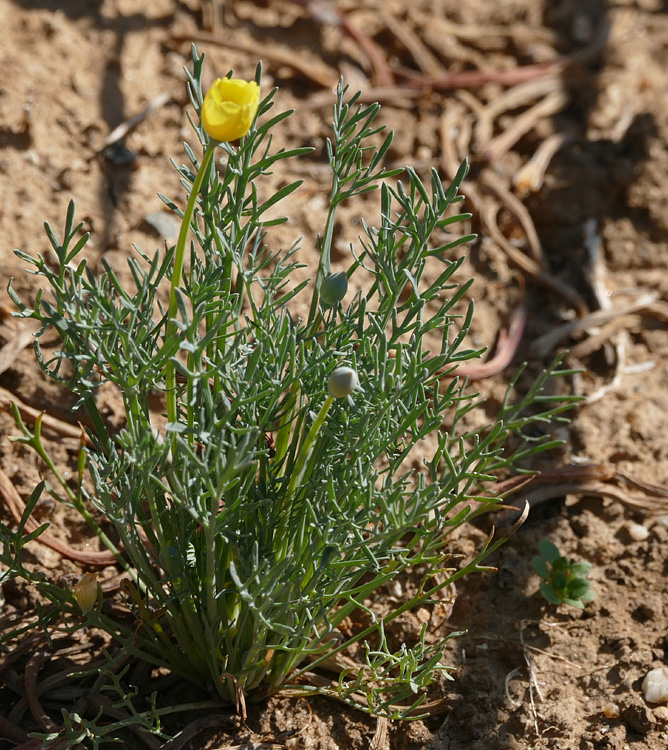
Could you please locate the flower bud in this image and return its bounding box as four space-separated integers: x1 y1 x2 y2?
320 272 348 307
328 367 359 398
201 78 260 142
72 573 100 614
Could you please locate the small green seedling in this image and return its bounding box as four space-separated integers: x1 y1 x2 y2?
533 540 595 609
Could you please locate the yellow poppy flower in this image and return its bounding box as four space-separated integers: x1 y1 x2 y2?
201 78 260 142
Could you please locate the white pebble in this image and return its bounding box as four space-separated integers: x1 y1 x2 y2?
643 667 668 704
628 522 650 542
603 702 620 719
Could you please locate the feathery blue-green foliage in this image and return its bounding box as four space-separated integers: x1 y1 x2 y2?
5 47 578 724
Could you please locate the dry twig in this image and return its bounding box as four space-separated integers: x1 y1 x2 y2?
286 0 394 85
568 315 641 360
170 30 337 89
439 103 586 316
99 92 172 153
492 463 668 517
583 218 612 311
479 200 588 316
24 651 59 734
380 11 445 78
481 172 544 264
413 13 559 47
484 88 568 162
473 76 564 151
399 60 567 92
0 323 39 376
370 717 389 750
531 292 659 357
0 386 88 443
513 132 570 195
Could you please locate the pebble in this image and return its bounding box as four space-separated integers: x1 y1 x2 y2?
143 212 180 240
416 607 430 624
621 696 656 733
643 667 668 704
627 522 650 542
603 702 620 719
654 706 668 722
637 594 663 621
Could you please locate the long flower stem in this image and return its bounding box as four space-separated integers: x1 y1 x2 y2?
275 396 334 559
166 144 216 427
306 193 338 327
285 396 334 499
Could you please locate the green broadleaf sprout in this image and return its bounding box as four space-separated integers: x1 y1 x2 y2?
533 540 595 609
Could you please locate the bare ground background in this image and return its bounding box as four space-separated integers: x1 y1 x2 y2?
1 0 668 748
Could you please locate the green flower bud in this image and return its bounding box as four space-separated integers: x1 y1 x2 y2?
320 272 348 306
328 366 359 398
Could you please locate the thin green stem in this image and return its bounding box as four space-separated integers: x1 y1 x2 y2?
306 189 339 326
287 544 496 685
274 395 334 560
285 396 334 499
166 144 216 428
204 490 218 631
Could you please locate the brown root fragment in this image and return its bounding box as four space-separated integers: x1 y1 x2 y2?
490 463 668 517
513 132 571 195
171 30 337 90
483 88 568 162
24 651 59 733
0 467 118 566
479 200 588 316
0 323 39 376
447 305 527 381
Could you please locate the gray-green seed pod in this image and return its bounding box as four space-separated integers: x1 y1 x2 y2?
320 272 348 306
328 366 359 398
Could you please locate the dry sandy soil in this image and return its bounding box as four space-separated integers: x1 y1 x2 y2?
1 0 668 748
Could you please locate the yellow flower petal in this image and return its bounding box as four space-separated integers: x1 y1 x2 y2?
201 78 260 142
72 572 100 614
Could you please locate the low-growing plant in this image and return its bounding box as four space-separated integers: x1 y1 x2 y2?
3 46 578 727
533 539 595 609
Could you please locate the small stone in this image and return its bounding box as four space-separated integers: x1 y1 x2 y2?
627 522 650 542
402 720 434 746
603 702 620 719
103 141 137 165
621 697 656 733
143 212 180 240
653 706 668 722
637 595 663 621
416 607 430 624
643 667 668 704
